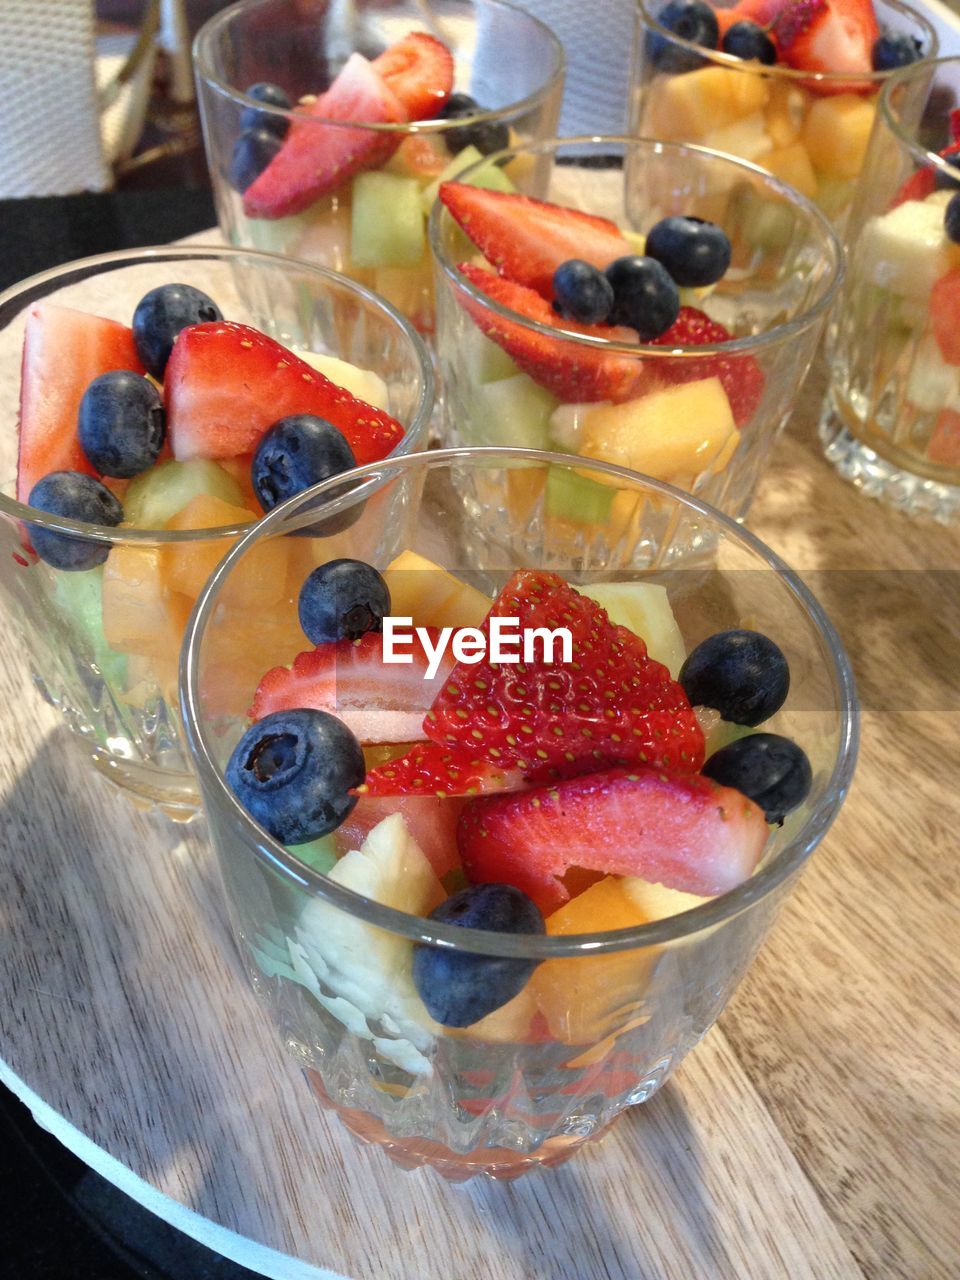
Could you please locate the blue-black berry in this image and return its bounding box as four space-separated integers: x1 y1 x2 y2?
298 558 390 645
646 0 719 72
78 371 165 478
701 732 812 824
240 82 291 136
252 414 357 514
412 883 545 1026
645 215 732 288
229 126 282 193
604 255 680 339
871 31 923 71
439 92 510 157
132 283 222 380
946 192 960 245
679 629 790 726
27 471 123 571
552 259 615 324
722 20 777 65
225 708 365 843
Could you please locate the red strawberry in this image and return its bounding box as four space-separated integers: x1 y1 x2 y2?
360 741 526 796
931 269 960 366
890 141 960 211
372 33 453 120
457 766 769 914
165 321 405 463
652 306 765 426
725 0 827 49
422 570 704 783
242 54 408 218
782 0 879 85
456 264 653 403
440 183 630 300
17 304 144 504
250 630 454 743
335 792 465 877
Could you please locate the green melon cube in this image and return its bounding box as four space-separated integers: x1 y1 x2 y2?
52 566 128 687
124 459 245 529
421 144 517 216
351 172 425 268
545 467 615 525
468 372 557 447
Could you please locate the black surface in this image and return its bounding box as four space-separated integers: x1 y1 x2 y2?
0 187 261 1280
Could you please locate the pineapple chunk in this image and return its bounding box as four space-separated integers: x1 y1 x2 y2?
761 141 818 201
801 94 876 181
703 111 772 164
905 335 960 413
577 377 738 482
382 550 491 629
859 200 960 299
296 350 389 410
765 81 805 148
580 581 686 677
650 66 770 140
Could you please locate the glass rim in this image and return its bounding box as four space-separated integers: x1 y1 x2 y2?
636 0 938 87
193 0 566 134
180 445 860 960
428 134 845 357
0 243 435 545
878 54 960 179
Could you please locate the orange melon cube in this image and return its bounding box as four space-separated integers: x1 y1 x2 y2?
761 140 818 200
382 550 491 629
161 495 257 601
530 876 656 1045
102 544 193 660
801 94 876 181
650 66 770 141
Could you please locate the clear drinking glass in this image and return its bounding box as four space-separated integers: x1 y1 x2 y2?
181 447 858 1181
194 0 564 334
0 246 434 815
820 55 960 522
633 0 938 232
430 136 842 542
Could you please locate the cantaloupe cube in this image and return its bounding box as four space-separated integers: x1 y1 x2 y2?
382 549 491 629
702 111 771 163
531 877 655 1044
449 986 540 1044
577 377 737 482
103 544 193 659
765 81 805 148
761 141 818 200
651 66 770 140
801 94 876 181
161 496 258 601
374 248 436 333
199 605 306 718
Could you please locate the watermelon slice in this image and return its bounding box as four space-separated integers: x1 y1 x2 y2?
17 304 144 505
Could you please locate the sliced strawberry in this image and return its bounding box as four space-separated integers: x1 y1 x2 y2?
782 0 878 86
890 141 960 211
17 304 144 504
360 741 526 796
456 265 652 403
726 0 827 49
931 270 960 366
458 766 769 914
372 33 453 120
242 53 408 219
250 630 453 743
388 133 449 178
335 792 465 877
652 306 765 426
440 183 630 300
165 321 405 463
423 570 704 783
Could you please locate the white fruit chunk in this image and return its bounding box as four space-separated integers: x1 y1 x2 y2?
296 349 389 410
859 199 960 300
581 581 686 678
905 335 960 413
291 814 444 1074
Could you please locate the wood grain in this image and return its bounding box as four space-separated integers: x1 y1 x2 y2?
1 342 958 1278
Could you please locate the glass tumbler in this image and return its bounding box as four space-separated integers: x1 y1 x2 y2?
0 246 433 815
633 0 937 233
181 447 858 1180
430 135 842 552
820 55 960 522
194 0 564 334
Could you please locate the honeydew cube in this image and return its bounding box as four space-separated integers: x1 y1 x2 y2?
859 200 960 299
52 566 128 687
765 81 805 148
295 194 373 282
382 549 491 629
463 324 521 384
905 335 960 413
243 210 314 256
296 350 389 409
652 66 770 140
468 372 557 448
761 141 818 201
702 111 772 164
420 144 516 216
801 94 876 181
545 466 615 525
577 377 738 482
351 171 425 268
123 458 244 530
580 581 686 677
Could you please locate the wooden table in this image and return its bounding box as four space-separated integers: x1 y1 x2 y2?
0 362 958 1280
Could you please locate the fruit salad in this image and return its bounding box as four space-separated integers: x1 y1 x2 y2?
224 550 811 1047
636 0 936 228
196 1 563 333
0 252 429 810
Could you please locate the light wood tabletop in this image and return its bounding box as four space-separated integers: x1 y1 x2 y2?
0 366 958 1280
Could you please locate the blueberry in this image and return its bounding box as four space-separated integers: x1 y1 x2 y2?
871 31 923 71
645 215 732 288
412 884 545 1026
225 708 365 844
229 126 282 193
604 255 680 339
722 20 777 65
252 414 357 514
552 259 615 324
935 154 960 192
240 81 291 136
78 371 165 478
701 732 812 824
680 629 790 726
132 283 222 380
439 93 510 157
439 92 479 117
646 0 719 72
946 193 960 245
299 558 390 645
27 471 123 571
